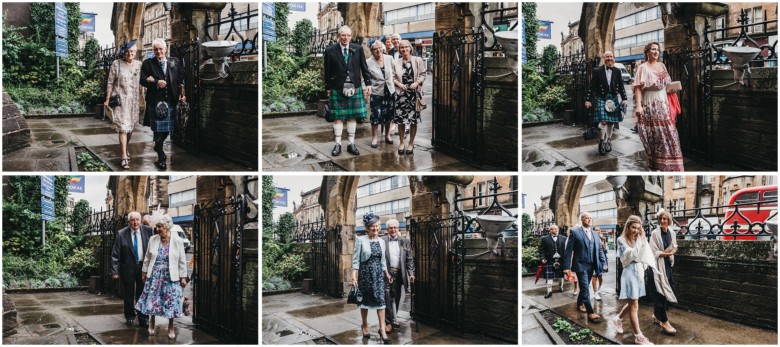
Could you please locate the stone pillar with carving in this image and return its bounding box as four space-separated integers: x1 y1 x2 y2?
321 176 360 296
660 3 727 54
111 176 150 218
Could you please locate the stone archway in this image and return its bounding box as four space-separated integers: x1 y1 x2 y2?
549 176 663 234
579 3 727 59
319 176 473 295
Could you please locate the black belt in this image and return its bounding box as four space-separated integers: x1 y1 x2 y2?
389 267 401 272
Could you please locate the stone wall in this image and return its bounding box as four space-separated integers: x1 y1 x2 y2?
200 60 258 169
674 240 777 330
483 57 518 170
2 93 30 154
709 67 777 171
462 237 518 343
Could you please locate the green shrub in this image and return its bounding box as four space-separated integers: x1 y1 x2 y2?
290 69 325 103
276 253 308 282
65 246 98 279
521 244 542 275
538 84 570 114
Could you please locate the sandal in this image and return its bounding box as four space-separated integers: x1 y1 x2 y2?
361 324 370 339
121 158 130 170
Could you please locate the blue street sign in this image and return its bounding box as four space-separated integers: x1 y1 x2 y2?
55 2 68 38
262 3 275 18
262 18 275 31
42 214 55 221
41 198 54 210
41 175 55 198
263 34 277 42
56 37 69 57
289 2 306 12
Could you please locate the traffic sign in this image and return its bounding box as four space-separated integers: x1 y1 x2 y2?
262 18 275 31
56 37 69 57
55 2 68 38
41 198 54 211
41 175 55 198
263 35 277 42
42 214 55 222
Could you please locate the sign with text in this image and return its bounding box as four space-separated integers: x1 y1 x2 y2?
288 2 306 12
273 188 289 207
41 175 55 198
56 37 69 57
68 175 85 193
55 2 68 38
537 20 552 39
262 3 275 18
80 12 96 32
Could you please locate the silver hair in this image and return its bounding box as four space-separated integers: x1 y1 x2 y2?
398 40 413 50
338 25 352 35
386 218 400 228
152 38 167 49
549 224 559 231
153 214 174 230
392 33 401 40
579 212 591 220
128 211 141 220
371 40 384 50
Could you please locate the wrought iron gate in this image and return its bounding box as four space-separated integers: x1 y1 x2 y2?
94 208 123 296
431 28 485 164
193 195 250 342
169 40 201 153
554 49 596 126
408 214 466 330
290 217 342 297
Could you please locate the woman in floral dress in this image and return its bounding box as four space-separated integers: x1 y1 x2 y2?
634 42 684 171
104 40 142 170
351 212 392 343
392 40 426 155
136 214 187 339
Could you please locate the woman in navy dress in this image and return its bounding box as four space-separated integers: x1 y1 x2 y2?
351 212 392 343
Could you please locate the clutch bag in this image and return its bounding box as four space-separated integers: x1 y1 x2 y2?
666 81 682 93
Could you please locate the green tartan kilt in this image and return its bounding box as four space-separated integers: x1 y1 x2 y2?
593 94 623 123
329 88 367 120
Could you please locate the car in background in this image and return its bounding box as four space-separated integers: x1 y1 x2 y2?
171 224 191 251
614 63 632 84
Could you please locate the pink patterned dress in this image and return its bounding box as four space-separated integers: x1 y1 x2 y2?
634 63 684 171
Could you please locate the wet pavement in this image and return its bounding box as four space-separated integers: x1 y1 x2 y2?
4 290 221 345
263 291 510 345
523 85 716 172
262 75 482 172
3 116 251 172
522 252 777 345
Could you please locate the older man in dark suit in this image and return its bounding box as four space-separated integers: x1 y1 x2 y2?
564 212 607 322
323 25 372 157
111 211 154 327
585 51 629 155
140 38 185 170
539 224 566 298
382 218 414 333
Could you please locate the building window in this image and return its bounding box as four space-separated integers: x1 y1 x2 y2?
170 175 191 182
673 176 686 189
170 189 196 207
752 7 764 33
356 198 410 218
356 176 410 198
579 190 615 206
384 3 434 25
615 6 661 30
715 16 726 39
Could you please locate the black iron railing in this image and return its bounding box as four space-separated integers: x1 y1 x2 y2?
91 207 124 296
641 199 777 240
284 215 341 297
479 3 518 51
705 8 777 66
205 2 259 58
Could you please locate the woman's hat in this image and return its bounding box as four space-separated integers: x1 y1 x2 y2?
116 39 138 58
363 212 380 227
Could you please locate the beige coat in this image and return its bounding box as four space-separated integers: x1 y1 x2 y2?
392 56 426 92
649 227 678 303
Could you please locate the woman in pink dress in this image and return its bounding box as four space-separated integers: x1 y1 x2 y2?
633 42 684 171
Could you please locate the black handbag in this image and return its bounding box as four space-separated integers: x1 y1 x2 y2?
347 285 362 305
108 60 121 107
583 126 598 140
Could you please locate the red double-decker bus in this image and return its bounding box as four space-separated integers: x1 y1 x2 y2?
722 185 778 240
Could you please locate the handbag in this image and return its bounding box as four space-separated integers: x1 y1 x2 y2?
347 285 362 305
108 60 121 108
666 81 682 93
583 126 598 140
415 89 426 112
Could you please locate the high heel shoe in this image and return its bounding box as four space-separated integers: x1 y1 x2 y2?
148 326 156 336
361 324 370 339
378 329 390 344
121 158 130 170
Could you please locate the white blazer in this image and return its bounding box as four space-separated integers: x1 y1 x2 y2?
142 233 187 281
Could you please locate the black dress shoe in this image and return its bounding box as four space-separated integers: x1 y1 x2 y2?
544 292 553 299
347 143 360 155
125 319 134 326
385 138 393 144
605 140 612 152
156 159 167 170
370 142 378 148
139 320 149 328
331 144 342 156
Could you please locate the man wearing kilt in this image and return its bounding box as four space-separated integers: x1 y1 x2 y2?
585 51 628 155
539 224 566 298
324 25 372 156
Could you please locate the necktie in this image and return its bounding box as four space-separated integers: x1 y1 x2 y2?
159 60 167 78
343 48 348 63
132 231 139 262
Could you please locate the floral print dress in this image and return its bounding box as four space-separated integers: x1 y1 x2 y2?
357 240 385 309
107 59 142 133
393 62 421 125
135 242 184 318
634 62 684 171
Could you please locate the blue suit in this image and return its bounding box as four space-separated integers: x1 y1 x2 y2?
564 226 607 314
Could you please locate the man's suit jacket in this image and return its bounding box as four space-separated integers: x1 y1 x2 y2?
323 43 372 91
563 226 606 273
382 235 415 288
539 234 566 263
111 225 154 280
140 56 184 106
586 65 628 102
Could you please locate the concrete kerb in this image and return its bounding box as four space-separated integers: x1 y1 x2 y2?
65 332 77 345
68 146 78 171
263 288 303 296
533 311 566 345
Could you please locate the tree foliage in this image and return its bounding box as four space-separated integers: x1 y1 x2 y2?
273 3 291 41
262 176 275 239
3 176 70 256
70 199 91 241
522 2 539 62
291 19 313 57
540 44 559 76
276 212 295 243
